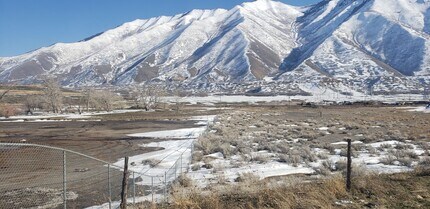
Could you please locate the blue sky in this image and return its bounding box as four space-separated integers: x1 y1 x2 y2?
0 0 319 57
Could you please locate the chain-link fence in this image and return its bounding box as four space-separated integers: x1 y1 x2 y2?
0 142 194 209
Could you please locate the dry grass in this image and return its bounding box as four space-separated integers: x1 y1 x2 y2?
160 170 430 209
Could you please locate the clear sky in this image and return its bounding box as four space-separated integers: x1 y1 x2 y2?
0 0 319 57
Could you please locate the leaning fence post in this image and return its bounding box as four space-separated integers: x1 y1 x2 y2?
120 157 129 209
63 150 67 209
132 171 136 205
346 138 352 192
108 164 112 209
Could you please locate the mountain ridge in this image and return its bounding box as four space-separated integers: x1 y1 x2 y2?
1 0 429 96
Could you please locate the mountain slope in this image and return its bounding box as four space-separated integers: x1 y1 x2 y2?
1 0 429 96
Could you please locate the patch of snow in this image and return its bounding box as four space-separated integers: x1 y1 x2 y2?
127 127 207 139
331 141 363 145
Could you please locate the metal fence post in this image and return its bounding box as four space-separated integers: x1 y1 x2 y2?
151 176 154 204
108 164 112 209
164 172 167 201
132 171 136 205
63 150 67 209
190 144 193 167
174 162 177 180
180 153 183 174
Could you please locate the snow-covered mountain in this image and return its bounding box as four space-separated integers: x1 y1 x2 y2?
1 0 430 96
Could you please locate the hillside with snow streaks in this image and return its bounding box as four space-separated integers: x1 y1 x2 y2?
1 0 430 96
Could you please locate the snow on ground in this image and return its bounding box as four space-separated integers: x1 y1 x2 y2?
114 138 194 185
0 109 144 121
85 194 163 209
88 116 216 208
162 94 426 104
331 140 364 145
368 140 403 148
127 127 207 139
187 160 314 187
406 106 430 113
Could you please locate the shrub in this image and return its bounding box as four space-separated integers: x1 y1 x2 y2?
366 146 378 156
177 175 193 187
379 143 392 149
235 172 259 183
323 144 337 155
301 146 318 162
252 154 269 164
289 154 302 167
389 149 419 160
339 148 358 158
415 157 430 176
398 158 413 167
322 160 336 171
386 130 407 141
418 157 430 167
314 165 331 176
0 104 18 118
142 159 160 167
335 160 347 171
213 143 233 158
379 155 396 165
191 164 200 171
279 153 302 167
344 122 360 130
317 152 329 160
192 151 203 163
275 142 290 154
395 144 414 150
278 154 289 163
202 163 213 169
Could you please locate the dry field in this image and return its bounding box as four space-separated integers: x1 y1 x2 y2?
169 104 430 209
1 101 429 208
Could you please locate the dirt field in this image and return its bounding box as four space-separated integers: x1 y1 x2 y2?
0 106 224 208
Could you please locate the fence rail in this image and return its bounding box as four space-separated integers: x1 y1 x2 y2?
0 142 194 209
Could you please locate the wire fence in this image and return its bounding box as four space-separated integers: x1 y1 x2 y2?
0 141 195 209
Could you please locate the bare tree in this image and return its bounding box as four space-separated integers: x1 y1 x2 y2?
131 85 162 111
82 88 95 112
172 89 184 114
24 95 42 115
0 88 11 101
0 89 10 101
41 77 63 113
92 90 122 112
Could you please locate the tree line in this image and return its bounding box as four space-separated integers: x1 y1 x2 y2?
0 77 165 118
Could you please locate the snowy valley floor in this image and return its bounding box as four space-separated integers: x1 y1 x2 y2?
1 102 429 208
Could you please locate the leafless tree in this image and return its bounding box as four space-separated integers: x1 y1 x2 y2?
41 77 63 113
92 90 122 112
0 88 11 101
172 89 184 114
82 88 95 112
0 90 10 101
24 95 42 115
131 85 162 111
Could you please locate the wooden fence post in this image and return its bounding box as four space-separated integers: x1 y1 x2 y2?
346 139 352 192
120 157 129 209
